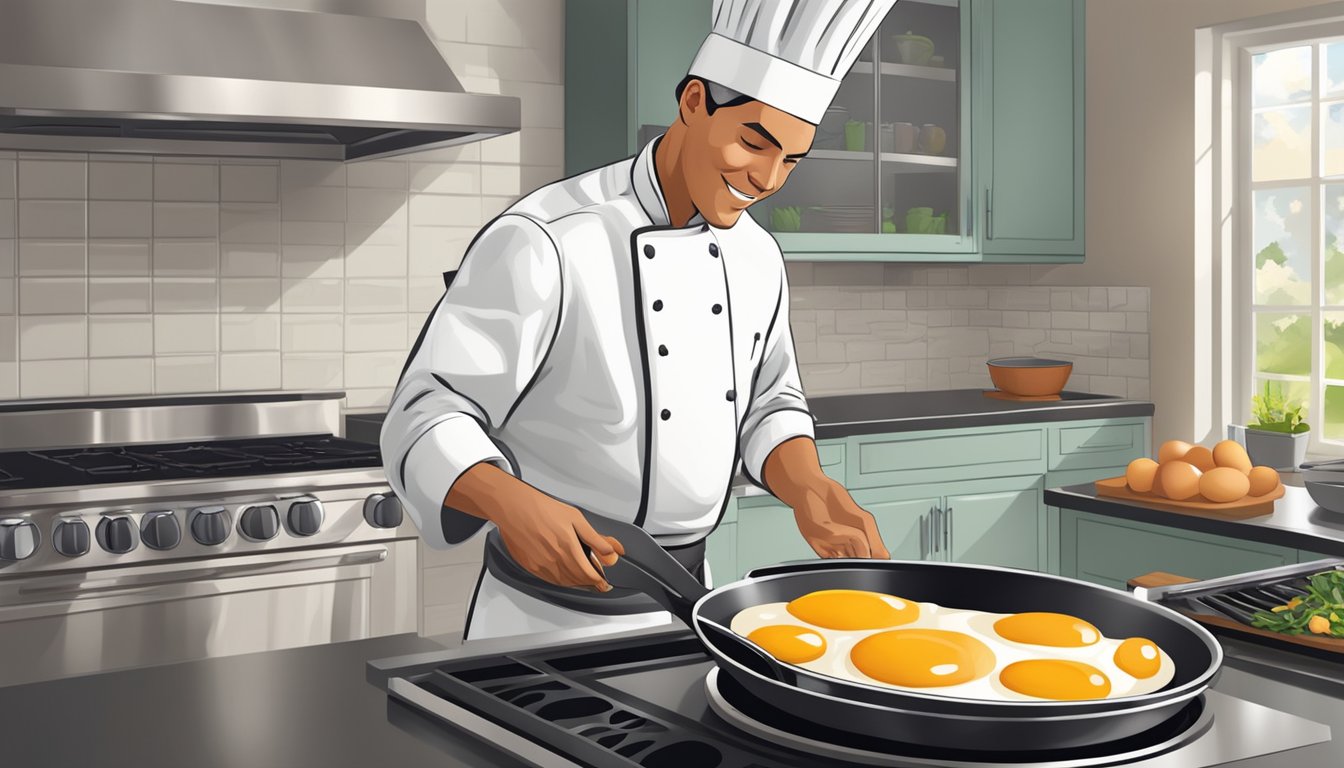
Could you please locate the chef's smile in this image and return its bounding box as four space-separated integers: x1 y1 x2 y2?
724 177 759 204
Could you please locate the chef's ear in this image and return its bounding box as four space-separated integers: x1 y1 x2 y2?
676 77 710 125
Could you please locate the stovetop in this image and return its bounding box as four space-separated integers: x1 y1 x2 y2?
372 629 1332 768
0 435 381 491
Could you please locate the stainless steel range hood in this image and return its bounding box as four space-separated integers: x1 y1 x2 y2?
0 0 521 161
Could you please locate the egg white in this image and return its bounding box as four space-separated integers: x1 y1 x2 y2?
729 598 1176 702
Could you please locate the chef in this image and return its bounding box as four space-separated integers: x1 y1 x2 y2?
382 0 900 642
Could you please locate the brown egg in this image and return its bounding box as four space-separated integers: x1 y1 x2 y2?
1158 440 1194 464
1247 466 1281 497
1182 446 1217 472
1212 440 1253 474
1158 461 1202 500
1125 458 1160 493
1199 467 1251 503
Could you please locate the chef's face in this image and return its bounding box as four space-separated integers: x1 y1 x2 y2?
678 80 815 228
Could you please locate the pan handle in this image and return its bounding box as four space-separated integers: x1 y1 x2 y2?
574 508 710 626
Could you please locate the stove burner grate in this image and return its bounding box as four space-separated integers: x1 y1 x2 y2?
0 466 21 484
127 445 258 472
37 448 158 476
704 668 1212 768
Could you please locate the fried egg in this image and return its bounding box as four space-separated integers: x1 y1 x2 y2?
729 591 1176 703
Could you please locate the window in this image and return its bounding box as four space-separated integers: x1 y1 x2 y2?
1244 40 1344 449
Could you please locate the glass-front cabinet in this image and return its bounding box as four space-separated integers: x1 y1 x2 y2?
564 0 1084 263
754 0 974 259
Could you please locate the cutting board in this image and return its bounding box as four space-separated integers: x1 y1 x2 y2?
1129 572 1344 654
1093 476 1282 519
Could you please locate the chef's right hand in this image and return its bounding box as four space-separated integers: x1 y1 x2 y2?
491 494 626 591
444 463 624 591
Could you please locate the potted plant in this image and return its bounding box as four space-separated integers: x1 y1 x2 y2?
1243 382 1310 470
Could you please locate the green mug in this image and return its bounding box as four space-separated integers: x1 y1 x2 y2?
844 120 866 152
906 206 933 233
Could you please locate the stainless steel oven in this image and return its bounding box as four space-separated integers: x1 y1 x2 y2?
0 391 418 687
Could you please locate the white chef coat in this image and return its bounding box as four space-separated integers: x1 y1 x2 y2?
381 135 814 642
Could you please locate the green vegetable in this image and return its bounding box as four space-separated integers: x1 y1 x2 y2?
1250 569 1344 636
1249 381 1310 434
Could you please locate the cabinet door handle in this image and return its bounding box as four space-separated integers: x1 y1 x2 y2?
920 509 929 559
932 506 942 554
985 188 994 240
944 506 953 553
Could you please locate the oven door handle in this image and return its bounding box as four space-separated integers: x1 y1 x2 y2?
15 543 389 598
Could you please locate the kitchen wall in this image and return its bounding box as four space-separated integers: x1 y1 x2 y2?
0 0 563 412
787 263 1150 399
1040 0 1340 446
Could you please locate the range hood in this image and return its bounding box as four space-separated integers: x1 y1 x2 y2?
0 0 521 161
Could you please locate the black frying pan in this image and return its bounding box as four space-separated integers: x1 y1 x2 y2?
573 511 1223 753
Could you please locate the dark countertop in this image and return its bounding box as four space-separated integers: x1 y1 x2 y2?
1 624 1333 768
0 633 480 768
1045 483 1344 557
346 389 1154 444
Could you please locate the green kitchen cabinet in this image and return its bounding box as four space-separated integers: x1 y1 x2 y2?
973 0 1085 260
564 0 711 175
1044 466 1129 576
564 0 1085 264
1058 510 1299 591
707 520 738 587
945 475 1045 571
847 423 1047 489
567 0 715 174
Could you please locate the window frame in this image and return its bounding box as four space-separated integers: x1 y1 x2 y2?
1235 23 1344 456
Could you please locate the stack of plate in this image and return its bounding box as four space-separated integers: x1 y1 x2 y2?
806 206 874 233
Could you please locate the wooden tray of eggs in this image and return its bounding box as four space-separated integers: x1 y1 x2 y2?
1094 439 1284 519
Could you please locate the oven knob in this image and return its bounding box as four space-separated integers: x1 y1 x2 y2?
0 518 41 561
239 505 280 542
363 493 403 529
96 515 138 554
286 498 324 537
140 510 181 551
189 506 232 546
52 518 90 557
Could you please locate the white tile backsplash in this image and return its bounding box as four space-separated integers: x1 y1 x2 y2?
89 315 153 357
88 201 153 239
154 355 216 393
154 162 219 202
153 203 218 238
19 200 85 238
88 241 151 275
21 359 87 397
19 160 86 199
19 240 84 276
89 357 154 395
20 314 86 360
154 314 218 355
19 278 84 314
0 159 14 199
784 269 1153 398
220 351 281 390
220 278 281 313
220 165 279 204
89 161 152 200
88 278 152 314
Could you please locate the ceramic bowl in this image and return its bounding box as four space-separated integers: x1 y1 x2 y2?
987 357 1073 397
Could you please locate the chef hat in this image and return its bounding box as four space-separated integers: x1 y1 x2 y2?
688 0 901 124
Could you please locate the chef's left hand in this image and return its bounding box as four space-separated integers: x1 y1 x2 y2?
792 479 891 560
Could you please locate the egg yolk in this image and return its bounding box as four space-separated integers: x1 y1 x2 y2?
786 589 919 630
850 629 996 687
745 625 827 664
1000 659 1112 700
993 612 1101 647
1114 637 1162 679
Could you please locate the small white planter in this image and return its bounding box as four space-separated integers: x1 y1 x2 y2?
1229 425 1309 470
